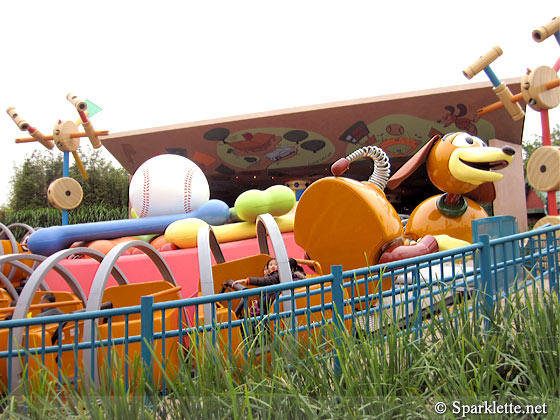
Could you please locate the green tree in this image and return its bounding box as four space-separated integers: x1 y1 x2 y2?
75 150 129 208
8 149 129 211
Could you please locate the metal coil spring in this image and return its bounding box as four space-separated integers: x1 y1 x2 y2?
344 146 391 190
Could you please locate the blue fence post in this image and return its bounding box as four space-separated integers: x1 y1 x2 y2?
477 234 494 331
413 268 422 340
546 231 558 294
331 265 344 375
140 296 154 384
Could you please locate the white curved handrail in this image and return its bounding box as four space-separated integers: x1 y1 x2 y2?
0 253 95 300
9 247 127 392
0 223 36 243
82 240 178 387
0 222 22 281
197 213 294 325
256 214 293 312
197 225 225 326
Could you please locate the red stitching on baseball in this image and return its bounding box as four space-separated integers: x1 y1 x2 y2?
141 167 150 218
184 166 194 213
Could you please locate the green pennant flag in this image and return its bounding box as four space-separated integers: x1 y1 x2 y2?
85 99 102 118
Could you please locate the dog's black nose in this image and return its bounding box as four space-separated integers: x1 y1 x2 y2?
502 145 515 156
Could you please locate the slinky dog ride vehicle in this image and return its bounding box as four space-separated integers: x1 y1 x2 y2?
293 146 440 309
294 145 438 273
386 132 515 243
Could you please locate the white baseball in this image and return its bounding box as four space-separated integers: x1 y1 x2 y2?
129 154 210 218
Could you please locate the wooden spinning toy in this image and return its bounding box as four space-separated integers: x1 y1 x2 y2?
464 16 560 219
463 46 525 121
47 177 84 211
6 94 109 224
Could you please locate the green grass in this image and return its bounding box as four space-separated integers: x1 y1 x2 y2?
1 288 558 419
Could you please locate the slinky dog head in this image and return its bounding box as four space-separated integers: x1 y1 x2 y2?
387 132 515 199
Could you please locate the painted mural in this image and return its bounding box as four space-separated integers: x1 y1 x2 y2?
107 82 521 186
206 127 335 172
180 111 498 177
119 112 498 180
339 111 495 158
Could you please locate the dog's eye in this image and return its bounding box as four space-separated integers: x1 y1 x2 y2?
452 133 485 147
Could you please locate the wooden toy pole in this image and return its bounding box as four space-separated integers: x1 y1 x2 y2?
7 94 108 228
465 17 560 220
463 46 525 121
541 110 551 146
477 78 559 116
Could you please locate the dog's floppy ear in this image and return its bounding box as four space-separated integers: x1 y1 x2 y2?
465 182 496 203
386 135 441 190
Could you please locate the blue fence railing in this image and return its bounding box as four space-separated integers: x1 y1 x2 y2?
0 223 558 394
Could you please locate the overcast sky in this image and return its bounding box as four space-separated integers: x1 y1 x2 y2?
1 1 558 206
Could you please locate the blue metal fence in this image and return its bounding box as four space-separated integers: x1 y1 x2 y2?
0 223 558 394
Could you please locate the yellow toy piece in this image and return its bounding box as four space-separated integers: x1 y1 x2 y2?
433 234 473 251
165 214 295 248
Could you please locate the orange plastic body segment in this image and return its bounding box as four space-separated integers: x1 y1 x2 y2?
294 177 404 273
405 195 488 243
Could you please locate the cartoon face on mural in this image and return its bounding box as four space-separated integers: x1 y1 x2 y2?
436 104 480 136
